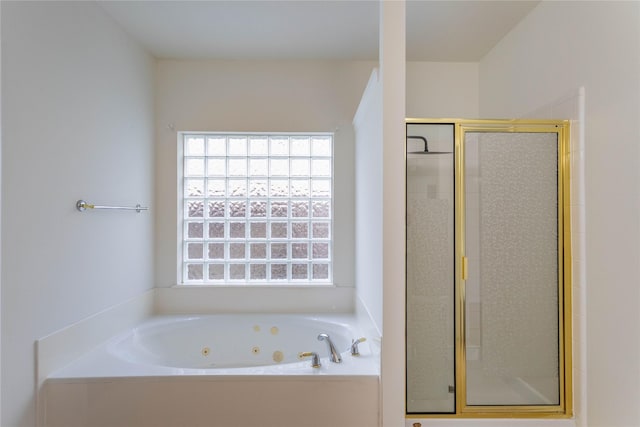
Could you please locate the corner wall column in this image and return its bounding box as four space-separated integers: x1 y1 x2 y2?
380 0 406 426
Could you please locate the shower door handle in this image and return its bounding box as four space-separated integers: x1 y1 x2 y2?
461 256 468 280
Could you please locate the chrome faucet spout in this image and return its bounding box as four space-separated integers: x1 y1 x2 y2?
317 333 342 363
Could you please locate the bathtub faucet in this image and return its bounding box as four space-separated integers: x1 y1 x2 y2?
350 337 367 356
298 351 321 368
317 333 342 363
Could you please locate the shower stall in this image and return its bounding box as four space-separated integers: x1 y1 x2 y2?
405 119 572 418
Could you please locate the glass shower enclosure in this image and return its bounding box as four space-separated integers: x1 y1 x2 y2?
406 119 572 418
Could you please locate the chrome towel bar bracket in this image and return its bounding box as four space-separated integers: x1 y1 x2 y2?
76 200 148 213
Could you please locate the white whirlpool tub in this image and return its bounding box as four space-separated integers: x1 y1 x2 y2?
43 314 380 427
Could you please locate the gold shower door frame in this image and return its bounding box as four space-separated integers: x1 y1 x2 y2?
406 118 573 419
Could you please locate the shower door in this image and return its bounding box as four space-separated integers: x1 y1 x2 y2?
406 123 456 413
406 119 572 418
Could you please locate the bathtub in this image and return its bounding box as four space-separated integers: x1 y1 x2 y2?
113 314 359 370
43 314 380 427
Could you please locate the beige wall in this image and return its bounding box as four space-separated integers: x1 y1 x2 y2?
1 2 155 426
480 2 640 426
354 69 383 337
154 60 375 309
407 62 479 119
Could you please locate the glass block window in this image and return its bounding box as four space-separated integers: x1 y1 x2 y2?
181 133 333 284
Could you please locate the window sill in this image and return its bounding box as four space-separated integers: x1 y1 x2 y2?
156 285 354 314
172 282 337 289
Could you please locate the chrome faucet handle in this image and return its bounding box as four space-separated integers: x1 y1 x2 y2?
350 337 367 356
298 351 321 368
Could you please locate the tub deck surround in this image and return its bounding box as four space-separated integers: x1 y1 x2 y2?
46 314 379 379
35 289 156 427
44 377 380 427
43 313 380 427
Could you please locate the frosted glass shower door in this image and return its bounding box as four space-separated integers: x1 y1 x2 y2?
406 123 455 414
463 130 561 407
406 119 571 418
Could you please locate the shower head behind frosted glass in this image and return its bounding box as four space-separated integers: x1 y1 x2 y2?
407 135 452 155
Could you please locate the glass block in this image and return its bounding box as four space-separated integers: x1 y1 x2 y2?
207 136 226 156
187 264 203 280
207 159 226 176
208 264 224 280
187 243 203 260
185 158 205 176
181 132 334 285
250 222 267 238
249 136 268 156
185 179 205 197
292 201 309 217
249 158 268 176
312 243 329 259
187 222 204 239
230 243 246 259
290 136 310 156
187 200 204 218
185 136 205 156
271 222 287 238
228 158 247 176
250 201 267 217
270 136 289 156
250 264 267 280
311 179 331 197
292 264 308 280
228 136 247 156
230 222 246 238
290 180 310 198
270 180 289 198
250 243 267 259
208 243 224 259
271 264 288 280
229 200 246 217
209 222 225 239
292 243 308 259
249 180 268 197
312 222 329 239
292 222 308 239
230 264 245 280
312 264 329 280
228 179 247 197
312 200 330 218
311 136 332 156
270 158 289 177
208 200 225 218
291 159 310 176
208 179 226 197
312 159 331 177
270 243 287 259
270 201 288 217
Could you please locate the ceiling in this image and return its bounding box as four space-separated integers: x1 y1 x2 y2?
99 0 539 62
